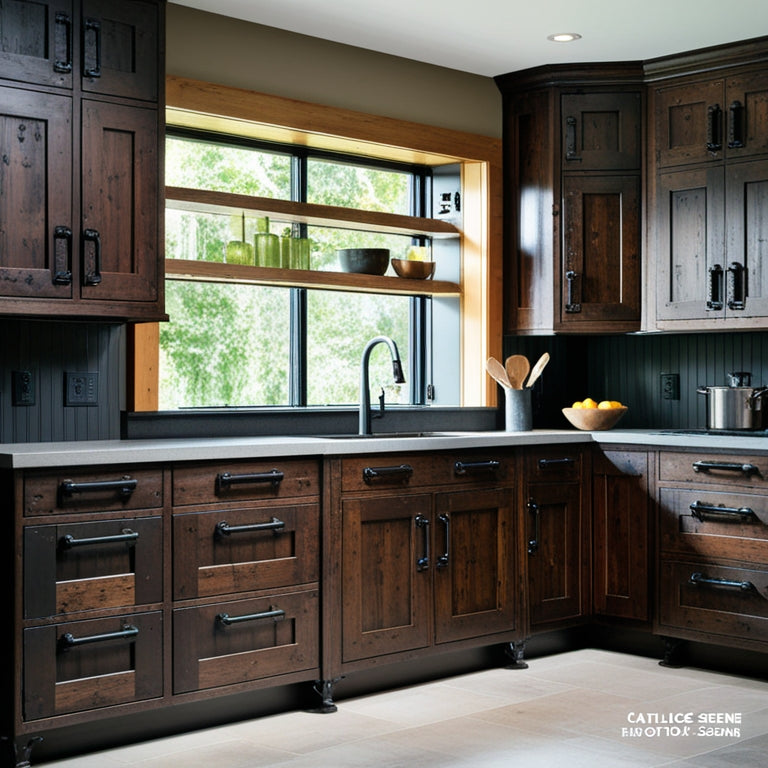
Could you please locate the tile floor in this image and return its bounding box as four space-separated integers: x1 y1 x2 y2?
41 649 768 768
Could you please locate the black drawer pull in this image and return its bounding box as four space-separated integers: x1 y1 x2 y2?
363 464 413 483
58 624 138 651
58 477 137 504
728 100 744 149
215 470 284 493
689 572 755 592
215 518 286 537
564 115 581 162
415 514 430 571
82 227 102 285
692 461 760 477
53 225 73 285
706 103 722 152
707 263 724 310
59 528 138 549
217 608 285 626
454 459 500 475
565 270 581 313
527 499 540 555
437 513 450 568
83 17 101 78
54 12 73 74
538 457 575 470
689 501 756 522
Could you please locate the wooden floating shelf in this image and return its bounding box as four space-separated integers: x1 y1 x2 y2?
165 186 461 239
165 259 461 297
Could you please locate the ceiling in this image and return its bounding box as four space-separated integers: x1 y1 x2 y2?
170 0 768 77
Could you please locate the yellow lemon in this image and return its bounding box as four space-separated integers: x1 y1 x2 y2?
597 400 613 409
582 398 598 409
571 401 583 409
610 400 623 408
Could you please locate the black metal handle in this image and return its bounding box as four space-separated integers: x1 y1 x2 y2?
565 116 581 162
727 262 746 310
53 12 73 74
689 572 755 592
83 17 101 78
538 457 575 470
58 624 138 651
58 477 138 505
454 459 500 475
415 514 430 571
53 225 73 285
217 608 285 626
363 464 413 483
215 518 286 537
692 460 760 477
527 499 540 555
707 263 724 310
83 228 102 285
437 513 450 568
728 100 744 149
689 501 756 522
59 528 138 549
565 270 581 313
706 103 722 152
215 470 284 493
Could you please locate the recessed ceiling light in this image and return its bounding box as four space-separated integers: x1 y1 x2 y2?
547 32 582 43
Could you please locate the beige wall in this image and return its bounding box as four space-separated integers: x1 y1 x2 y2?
166 4 502 138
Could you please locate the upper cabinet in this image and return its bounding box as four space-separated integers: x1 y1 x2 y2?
0 0 165 321
496 66 643 334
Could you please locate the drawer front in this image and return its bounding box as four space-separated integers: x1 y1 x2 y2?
23 611 163 720
172 590 319 693
340 451 513 493
173 502 320 599
658 452 768 488
525 448 582 483
24 517 163 619
173 459 319 506
659 487 768 563
24 467 163 516
658 560 768 645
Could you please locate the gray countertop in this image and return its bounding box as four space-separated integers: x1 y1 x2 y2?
2 428 768 469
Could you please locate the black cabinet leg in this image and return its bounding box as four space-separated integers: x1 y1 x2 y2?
1 737 43 768
659 637 687 668
313 677 343 713
504 640 529 669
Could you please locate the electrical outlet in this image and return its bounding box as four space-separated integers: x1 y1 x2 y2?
661 373 680 401
12 370 35 406
65 372 99 406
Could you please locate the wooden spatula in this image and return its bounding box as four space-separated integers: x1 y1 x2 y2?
525 352 550 388
485 357 511 389
505 355 530 390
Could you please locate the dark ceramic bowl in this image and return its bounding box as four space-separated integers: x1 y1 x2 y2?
337 248 390 275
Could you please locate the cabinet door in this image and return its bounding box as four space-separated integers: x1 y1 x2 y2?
592 451 650 621
654 79 724 167
433 488 517 644
80 99 159 303
0 0 73 88
0 86 73 299
341 494 431 662
655 166 725 321
560 175 640 328
561 92 641 170
526 482 585 629
725 70 768 160
81 0 159 102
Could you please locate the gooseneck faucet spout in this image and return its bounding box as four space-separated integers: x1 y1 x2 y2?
359 336 406 435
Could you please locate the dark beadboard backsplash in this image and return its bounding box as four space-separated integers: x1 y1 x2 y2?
504 331 768 431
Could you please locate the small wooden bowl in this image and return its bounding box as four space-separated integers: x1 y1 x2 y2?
391 258 435 279
561 406 628 431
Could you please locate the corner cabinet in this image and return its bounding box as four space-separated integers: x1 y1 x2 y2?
0 0 165 321
495 65 643 334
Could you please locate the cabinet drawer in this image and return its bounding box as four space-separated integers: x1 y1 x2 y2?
341 451 512 493
24 516 163 619
23 611 163 720
659 487 768 563
172 590 319 693
658 452 768 488
525 448 582 482
24 467 163 516
173 502 319 599
658 560 768 646
173 459 319 506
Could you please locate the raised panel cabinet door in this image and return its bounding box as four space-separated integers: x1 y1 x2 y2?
561 91 641 170
560 175 641 328
0 0 73 88
433 488 518 645
655 166 725 321
80 99 159 303
653 79 725 168
725 70 768 160
341 494 431 663
0 86 73 299
81 0 159 102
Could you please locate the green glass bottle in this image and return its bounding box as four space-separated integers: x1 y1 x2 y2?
254 217 280 267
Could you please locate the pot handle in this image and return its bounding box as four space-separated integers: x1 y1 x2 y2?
749 387 768 402
697 387 709 395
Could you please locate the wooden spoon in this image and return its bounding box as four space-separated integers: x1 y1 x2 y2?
525 352 550 388
505 354 530 390
485 357 511 389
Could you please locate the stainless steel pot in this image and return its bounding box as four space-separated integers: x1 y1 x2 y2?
697 374 768 430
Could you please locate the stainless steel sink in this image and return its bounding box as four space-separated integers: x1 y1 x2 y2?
320 431 449 439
